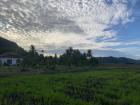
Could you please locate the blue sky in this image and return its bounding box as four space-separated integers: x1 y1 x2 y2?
118 1 140 42
111 0 140 58
0 0 140 59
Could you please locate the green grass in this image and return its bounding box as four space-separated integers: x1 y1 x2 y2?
0 69 140 105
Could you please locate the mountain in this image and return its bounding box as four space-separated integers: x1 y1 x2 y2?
0 37 26 55
0 37 139 65
93 49 137 59
97 57 140 64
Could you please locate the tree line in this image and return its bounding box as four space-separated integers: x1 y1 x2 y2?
22 45 98 69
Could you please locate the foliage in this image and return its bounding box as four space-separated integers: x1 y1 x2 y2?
22 45 45 68
0 69 140 105
0 37 26 55
22 46 98 68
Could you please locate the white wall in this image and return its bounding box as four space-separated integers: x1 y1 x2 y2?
0 58 22 66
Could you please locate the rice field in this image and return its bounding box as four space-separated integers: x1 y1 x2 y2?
0 69 140 105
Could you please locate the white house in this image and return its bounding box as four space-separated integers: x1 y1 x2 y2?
0 53 23 66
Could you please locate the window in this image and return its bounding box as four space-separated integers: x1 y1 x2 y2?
7 59 12 65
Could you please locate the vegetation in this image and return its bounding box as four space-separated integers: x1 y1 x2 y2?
0 37 26 55
1 37 140 105
22 45 98 69
0 69 140 105
1 37 140 67
97 57 140 64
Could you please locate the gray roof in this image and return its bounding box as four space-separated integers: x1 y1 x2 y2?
0 52 22 58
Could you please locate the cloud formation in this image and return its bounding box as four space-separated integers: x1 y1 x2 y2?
0 0 137 54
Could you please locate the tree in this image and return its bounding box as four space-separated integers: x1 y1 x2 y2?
54 54 58 64
87 49 92 59
30 45 36 55
59 47 98 67
23 45 44 67
22 45 98 69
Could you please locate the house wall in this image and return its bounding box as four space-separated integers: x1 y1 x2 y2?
0 58 23 66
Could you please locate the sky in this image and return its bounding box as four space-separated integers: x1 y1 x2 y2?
0 0 140 59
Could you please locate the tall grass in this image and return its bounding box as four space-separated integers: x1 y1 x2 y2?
0 69 140 105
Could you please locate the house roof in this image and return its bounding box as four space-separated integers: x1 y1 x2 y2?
0 52 22 58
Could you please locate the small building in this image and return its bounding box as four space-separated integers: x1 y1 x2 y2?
0 53 23 66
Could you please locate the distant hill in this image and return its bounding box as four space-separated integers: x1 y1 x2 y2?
1 37 140 65
97 57 140 65
0 37 26 55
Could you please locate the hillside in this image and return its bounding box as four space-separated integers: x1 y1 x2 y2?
97 56 140 64
0 37 26 55
0 37 140 65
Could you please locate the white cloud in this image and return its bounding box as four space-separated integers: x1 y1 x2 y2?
0 0 137 54
116 46 140 59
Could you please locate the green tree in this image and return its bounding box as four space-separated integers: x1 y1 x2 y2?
30 45 36 55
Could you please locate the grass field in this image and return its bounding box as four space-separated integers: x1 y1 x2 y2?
0 68 140 105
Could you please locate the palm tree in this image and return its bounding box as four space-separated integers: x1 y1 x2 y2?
30 45 36 55
87 49 92 59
